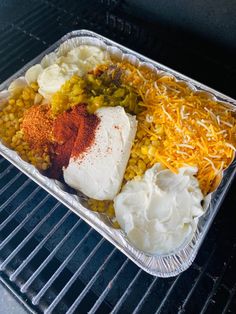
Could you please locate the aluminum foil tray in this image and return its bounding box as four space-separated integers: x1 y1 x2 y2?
0 30 235 277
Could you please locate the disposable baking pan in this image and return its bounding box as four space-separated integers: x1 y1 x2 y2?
0 30 235 277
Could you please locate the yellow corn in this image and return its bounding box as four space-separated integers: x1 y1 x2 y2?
148 146 157 157
9 99 15 105
0 85 50 170
141 146 148 155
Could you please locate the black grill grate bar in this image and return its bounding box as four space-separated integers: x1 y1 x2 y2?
155 276 182 314
53 0 91 11
0 8 66 70
0 194 50 259
65 247 117 314
45 237 108 314
0 3 105 77
0 39 45 78
222 285 236 314
41 0 81 23
132 276 159 314
0 34 28 59
0 158 5 164
32 227 97 305
0 33 43 64
178 246 217 312
0 186 41 228
43 0 94 17
0 198 59 270
0 26 21 48
0 178 32 214
21 217 82 293
42 0 75 17
0 2 44 39
42 26 67 45
0 171 22 195
0 164 14 179
15 4 55 29
12 24 47 44
88 258 130 314
17 11 62 40
10 208 71 281
42 0 106 30
111 269 143 313
199 246 236 314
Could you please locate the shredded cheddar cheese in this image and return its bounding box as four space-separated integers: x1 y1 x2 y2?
118 62 236 195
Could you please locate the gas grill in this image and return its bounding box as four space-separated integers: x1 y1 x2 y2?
0 0 236 313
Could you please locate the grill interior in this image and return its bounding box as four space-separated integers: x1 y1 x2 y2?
0 1 236 313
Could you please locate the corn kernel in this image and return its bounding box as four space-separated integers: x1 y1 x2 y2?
6 129 15 137
22 91 30 100
129 158 136 165
16 99 24 107
9 113 14 121
5 121 11 128
70 75 79 84
9 99 15 105
141 146 148 155
138 160 146 170
136 130 144 139
152 140 159 147
148 146 157 157
30 82 38 91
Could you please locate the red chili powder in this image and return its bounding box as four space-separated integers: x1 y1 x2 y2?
48 104 100 179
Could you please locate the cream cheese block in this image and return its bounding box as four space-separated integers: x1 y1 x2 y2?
63 106 137 200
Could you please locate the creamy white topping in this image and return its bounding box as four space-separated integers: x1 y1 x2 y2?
63 106 137 200
114 164 204 254
8 77 27 96
27 45 110 99
25 64 43 85
58 45 109 76
37 64 70 99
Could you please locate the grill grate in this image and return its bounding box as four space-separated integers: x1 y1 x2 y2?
0 1 236 313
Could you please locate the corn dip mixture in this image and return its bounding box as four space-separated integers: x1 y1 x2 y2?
0 55 235 223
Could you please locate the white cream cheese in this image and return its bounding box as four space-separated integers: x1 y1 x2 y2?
63 106 137 200
114 164 204 254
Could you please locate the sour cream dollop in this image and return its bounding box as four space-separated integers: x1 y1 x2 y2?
63 106 137 200
37 64 70 99
33 45 109 99
114 164 204 254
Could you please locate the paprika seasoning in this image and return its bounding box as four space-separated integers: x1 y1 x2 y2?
48 104 100 179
